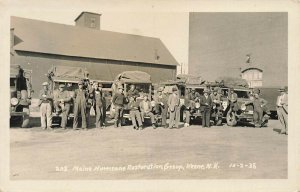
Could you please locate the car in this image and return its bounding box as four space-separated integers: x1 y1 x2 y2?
10 65 33 128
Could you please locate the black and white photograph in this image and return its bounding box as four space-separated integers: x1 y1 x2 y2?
1 0 300 192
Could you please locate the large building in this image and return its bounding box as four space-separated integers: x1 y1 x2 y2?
188 12 287 87
10 12 179 97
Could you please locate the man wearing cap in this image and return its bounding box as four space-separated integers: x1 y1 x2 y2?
200 88 213 127
183 93 193 127
128 96 143 130
85 81 95 128
53 83 72 129
38 82 53 129
112 86 128 127
245 88 268 128
73 81 88 130
93 82 106 128
168 87 180 128
277 86 288 134
210 87 223 125
154 87 168 128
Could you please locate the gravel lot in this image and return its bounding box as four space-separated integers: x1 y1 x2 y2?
10 116 287 180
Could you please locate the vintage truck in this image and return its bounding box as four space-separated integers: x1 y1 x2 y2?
214 77 269 127
158 74 221 125
47 65 89 126
110 71 152 124
10 65 33 128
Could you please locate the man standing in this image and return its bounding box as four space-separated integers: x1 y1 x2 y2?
53 84 72 129
73 81 88 130
140 95 157 129
277 86 288 134
112 86 127 128
128 96 143 130
228 87 238 115
155 87 168 128
85 81 95 128
38 82 53 130
210 87 223 126
183 94 193 127
93 83 106 128
200 88 212 128
168 87 180 129
245 88 268 128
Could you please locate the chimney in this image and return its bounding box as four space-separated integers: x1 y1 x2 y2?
75 12 101 30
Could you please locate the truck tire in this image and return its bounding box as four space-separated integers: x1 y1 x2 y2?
226 112 237 126
21 115 30 128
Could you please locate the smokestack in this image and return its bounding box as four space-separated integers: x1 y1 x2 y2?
75 11 101 30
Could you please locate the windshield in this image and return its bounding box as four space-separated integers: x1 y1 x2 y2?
235 90 250 98
221 88 249 98
10 78 16 88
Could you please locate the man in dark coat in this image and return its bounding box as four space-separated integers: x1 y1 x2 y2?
245 88 268 128
154 87 169 128
112 86 127 127
200 88 213 128
93 82 106 128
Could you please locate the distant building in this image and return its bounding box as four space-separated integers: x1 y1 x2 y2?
241 66 263 88
188 12 287 87
10 12 179 97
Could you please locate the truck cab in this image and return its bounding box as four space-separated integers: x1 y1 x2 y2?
10 65 33 128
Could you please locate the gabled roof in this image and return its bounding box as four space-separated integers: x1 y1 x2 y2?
11 16 179 66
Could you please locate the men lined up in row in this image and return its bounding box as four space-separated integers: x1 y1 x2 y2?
39 81 106 130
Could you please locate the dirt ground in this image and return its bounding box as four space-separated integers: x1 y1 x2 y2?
10 116 287 180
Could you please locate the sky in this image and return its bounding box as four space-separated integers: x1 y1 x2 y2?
8 10 189 74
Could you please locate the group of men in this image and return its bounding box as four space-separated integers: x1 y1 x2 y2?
38 79 287 132
39 80 106 130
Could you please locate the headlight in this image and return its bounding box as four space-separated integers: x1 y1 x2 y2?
151 101 156 107
241 104 246 111
11 97 19 106
195 102 200 109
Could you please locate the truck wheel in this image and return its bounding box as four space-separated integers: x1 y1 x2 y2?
21 115 30 128
226 112 237 126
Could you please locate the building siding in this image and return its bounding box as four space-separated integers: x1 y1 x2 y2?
11 51 176 98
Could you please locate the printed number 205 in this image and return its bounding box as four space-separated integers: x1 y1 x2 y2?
56 166 68 172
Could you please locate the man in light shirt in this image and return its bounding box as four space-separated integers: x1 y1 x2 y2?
139 95 157 129
277 86 288 135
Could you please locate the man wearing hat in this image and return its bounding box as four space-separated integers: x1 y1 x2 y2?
112 85 128 127
168 87 180 128
210 87 223 125
200 88 213 127
38 82 53 129
154 87 169 128
73 81 88 130
245 88 268 128
53 83 72 129
93 82 106 128
277 86 288 134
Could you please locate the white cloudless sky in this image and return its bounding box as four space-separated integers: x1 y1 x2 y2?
8 6 189 73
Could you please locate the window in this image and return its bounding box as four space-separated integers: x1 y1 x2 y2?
90 17 96 28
